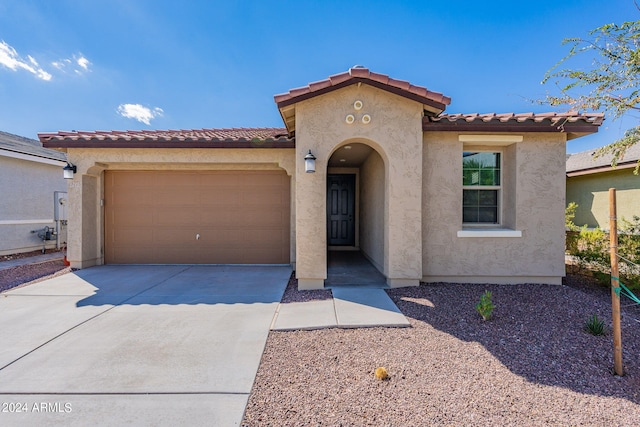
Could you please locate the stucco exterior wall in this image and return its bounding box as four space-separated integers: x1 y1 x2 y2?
359 150 385 271
0 155 67 255
294 84 424 289
567 169 640 229
63 147 295 268
422 132 566 284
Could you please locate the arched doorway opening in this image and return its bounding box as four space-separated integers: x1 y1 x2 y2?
326 142 387 286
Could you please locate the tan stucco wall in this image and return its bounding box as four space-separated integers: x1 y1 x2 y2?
422 132 567 284
64 147 295 268
567 169 640 229
359 149 385 271
294 84 424 289
0 155 67 254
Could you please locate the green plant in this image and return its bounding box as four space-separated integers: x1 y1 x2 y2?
475 290 494 321
584 314 607 336
565 215 640 291
565 202 579 232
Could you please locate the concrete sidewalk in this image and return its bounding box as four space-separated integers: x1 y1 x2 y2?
271 287 410 330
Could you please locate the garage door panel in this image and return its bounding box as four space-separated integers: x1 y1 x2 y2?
241 188 286 206
155 209 200 226
112 209 153 227
151 173 200 187
155 227 201 244
105 170 290 264
200 189 241 206
111 228 154 244
152 190 200 207
109 190 154 206
242 210 286 227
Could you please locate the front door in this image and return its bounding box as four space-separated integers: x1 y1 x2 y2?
327 174 355 246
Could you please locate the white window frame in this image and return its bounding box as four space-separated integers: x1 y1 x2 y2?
462 149 503 227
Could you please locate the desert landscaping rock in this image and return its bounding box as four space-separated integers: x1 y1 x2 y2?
3 258 638 425
243 280 640 426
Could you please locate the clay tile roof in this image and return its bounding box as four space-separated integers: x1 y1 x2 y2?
424 112 604 135
274 66 451 110
38 127 293 148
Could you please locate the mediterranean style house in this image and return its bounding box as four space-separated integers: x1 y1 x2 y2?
40 66 603 289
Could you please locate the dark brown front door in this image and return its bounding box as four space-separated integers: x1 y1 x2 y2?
327 174 355 246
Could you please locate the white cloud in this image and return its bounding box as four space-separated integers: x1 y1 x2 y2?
117 104 164 125
52 53 91 75
0 40 52 81
76 56 90 70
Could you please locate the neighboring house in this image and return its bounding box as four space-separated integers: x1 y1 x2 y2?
566 143 640 229
40 67 603 288
0 131 68 255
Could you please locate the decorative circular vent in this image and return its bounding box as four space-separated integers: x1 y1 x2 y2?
345 114 355 124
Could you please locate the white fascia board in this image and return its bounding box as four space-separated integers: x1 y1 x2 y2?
0 149 66 167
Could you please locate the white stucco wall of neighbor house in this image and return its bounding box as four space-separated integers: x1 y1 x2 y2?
0 155 67 255
422 132 567 285
294 84 424 289
62 147 295 269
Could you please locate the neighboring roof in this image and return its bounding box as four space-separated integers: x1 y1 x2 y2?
424 112 604 139
0 130 66 162
40 127 294 149
275 66 451 135
566 142 640 176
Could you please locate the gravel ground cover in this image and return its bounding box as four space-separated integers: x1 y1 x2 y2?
3 257 639 425
243 276 640 426
0 249 70 293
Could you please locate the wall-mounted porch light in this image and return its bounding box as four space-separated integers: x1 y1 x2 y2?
304 150 316 173
63 162 77 179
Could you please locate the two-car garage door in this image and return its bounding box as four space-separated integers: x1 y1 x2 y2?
104 170 290 264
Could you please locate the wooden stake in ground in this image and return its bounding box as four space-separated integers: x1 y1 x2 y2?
609 188 623 376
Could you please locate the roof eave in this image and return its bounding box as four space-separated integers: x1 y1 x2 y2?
41 138 296 149
276 77 449 113
422 119 601 135
567 161 639 177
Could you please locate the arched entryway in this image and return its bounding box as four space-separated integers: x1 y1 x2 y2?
325 142 387 286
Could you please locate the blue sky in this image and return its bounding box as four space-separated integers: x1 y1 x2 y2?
0 0 637 153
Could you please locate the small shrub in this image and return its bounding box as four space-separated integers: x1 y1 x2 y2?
565 202 579 231
584 314 607 336
565 215 640 292
475 290 494 321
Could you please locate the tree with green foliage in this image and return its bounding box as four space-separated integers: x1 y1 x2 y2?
542 7 640 173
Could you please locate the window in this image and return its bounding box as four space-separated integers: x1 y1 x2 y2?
463 152 500 224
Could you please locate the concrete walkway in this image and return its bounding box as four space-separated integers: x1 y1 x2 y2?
0 260 410 425
272 287 410 330
0 264 291 426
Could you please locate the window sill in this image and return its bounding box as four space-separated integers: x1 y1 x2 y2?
457 229 522 238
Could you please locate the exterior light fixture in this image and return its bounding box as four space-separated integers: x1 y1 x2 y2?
63 163 77 179
304 150 316 173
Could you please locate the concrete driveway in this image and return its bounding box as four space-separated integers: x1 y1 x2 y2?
0 264 291 426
